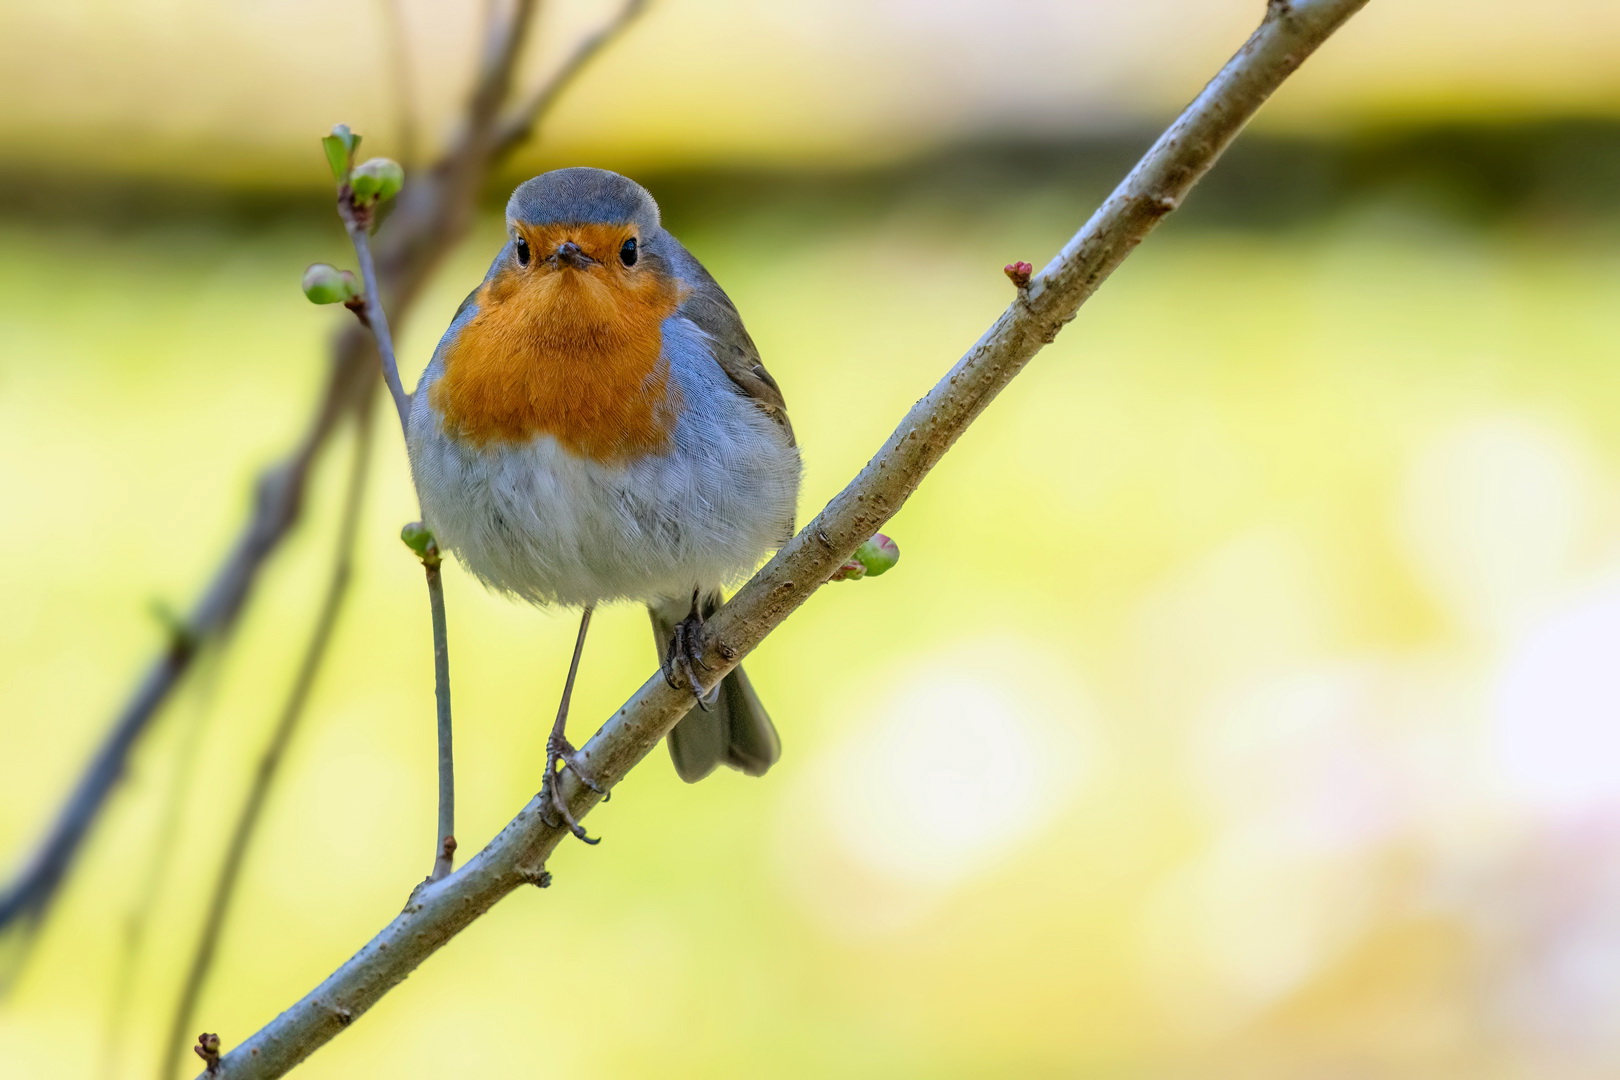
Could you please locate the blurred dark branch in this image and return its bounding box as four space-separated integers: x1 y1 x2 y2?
492 0 651 160
100 655 224 1077
161 397 375 1080
0 359 362 952
465 0 539 143
200 1 1370 1076
376 0 420 167
0 0 648 952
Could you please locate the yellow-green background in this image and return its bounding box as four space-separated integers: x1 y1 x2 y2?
6 1 1620 1078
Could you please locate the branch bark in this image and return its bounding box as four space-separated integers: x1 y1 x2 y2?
0 0 649 946
199 1 1370 1075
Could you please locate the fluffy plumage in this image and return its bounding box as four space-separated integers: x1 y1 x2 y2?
409 314 798 606
429 221 683 459
406 168 800 782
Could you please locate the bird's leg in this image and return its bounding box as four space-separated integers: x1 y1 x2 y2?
540 605 603 844
660 588 715 711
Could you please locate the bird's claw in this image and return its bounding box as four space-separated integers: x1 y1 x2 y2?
664 613 713 711
540 733 601 844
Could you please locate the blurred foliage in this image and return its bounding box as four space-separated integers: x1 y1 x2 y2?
3 121 1620 1078
8 118 1620 236
659 118 1620 235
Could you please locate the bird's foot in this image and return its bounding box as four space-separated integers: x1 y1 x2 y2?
660 610 714 711
539 732 603 845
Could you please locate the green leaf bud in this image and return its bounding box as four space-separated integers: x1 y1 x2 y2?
853 533 899 577
321 124 361 181
301 263 361 305
401 521 439 562
350 157 404 206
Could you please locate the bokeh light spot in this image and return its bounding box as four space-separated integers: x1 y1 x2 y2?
1493 578 1620 814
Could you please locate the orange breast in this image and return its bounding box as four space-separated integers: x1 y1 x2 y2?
430 224 684 462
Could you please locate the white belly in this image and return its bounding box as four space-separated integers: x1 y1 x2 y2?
406 325 800 608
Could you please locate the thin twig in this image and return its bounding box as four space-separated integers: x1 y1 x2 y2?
341 184 461 881
343 222 411 431
0 0 648 949
163 396 374 1080
425 554 455 882
198 2 1370 1075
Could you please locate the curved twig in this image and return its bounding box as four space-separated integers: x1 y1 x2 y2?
199 2 1370 1075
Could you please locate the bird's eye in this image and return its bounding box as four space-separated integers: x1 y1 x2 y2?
514 237 531 267
619 237 638 267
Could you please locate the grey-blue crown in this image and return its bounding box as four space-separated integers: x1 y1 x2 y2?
506 168 661 230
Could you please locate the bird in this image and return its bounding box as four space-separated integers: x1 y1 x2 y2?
405 167 801 841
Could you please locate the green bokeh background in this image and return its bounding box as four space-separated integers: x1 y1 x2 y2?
6 2 1620 1078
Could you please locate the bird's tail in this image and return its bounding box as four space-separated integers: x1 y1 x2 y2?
648 593 781 783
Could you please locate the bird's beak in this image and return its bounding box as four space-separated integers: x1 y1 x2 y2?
548 240 599 270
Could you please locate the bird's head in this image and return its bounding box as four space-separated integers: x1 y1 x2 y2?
487 167 678 338
432 168 685 457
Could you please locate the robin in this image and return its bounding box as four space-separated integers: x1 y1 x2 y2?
406 168 801 841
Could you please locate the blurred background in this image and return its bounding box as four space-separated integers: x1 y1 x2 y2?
5 0 1620 1076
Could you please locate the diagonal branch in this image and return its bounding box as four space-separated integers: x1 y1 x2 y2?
199 2 1370 1076
0 0 650 949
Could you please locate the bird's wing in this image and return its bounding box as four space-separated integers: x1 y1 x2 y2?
670 250 796 447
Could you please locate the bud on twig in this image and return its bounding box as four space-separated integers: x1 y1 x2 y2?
321 124 361 182
1004 261 1034 290
350 157 405 207
194 1032 222 1074
301 264 362 305
829 533 900 582
854 533 900 576
401 521 441 568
